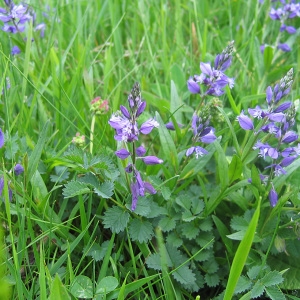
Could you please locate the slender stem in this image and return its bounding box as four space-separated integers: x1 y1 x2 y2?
90 114 96 154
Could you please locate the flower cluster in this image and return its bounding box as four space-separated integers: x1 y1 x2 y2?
72 132 85 147
261 0 300 52
108 82 162 210
186 113 217 158
90 97 109 115
237 68 299 207
0 128 24 200
187 41 235 97
0 0 46 54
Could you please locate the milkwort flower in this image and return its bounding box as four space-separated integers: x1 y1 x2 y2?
237 68 299 207
108 83 163 210
0 1 47 54
187 41 235 97
261 0 300 52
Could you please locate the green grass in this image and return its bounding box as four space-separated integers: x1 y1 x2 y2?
1 0 300 299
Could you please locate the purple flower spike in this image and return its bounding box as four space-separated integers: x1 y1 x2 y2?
115 148 131 159
142 156 163 165
14 164 24 175
187 77 201 94
269 188 278 207
0 128 4 148
140 118 159 134
277 43 291 52
237 111 254 130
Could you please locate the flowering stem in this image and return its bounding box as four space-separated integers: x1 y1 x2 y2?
90 114 96 154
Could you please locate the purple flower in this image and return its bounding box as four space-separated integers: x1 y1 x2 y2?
115 149 131 160
11 45 20 55
277 43 291 52
187 41 234 97
14 164 24 175
142 156 163 165
135 146 146 156
186 146 208 158
187 77 201 94
165 121 183 131
140 118 159 134
237 111 254 130
282 131 298 143
281 156 297 167
269 188 278 207
0 128 4 148
35 23 46 37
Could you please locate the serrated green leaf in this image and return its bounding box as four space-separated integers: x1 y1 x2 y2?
234 276 252 294
228 154 243 184
176 194 191 210
172 265 196 286
204 273 220 287
181 222 199 240
191 199 204 215
70 275 93 299
199 218 213 232
161 186 171 200
261 271 284 287
64 145 84 164
193 249 211 262
96 276 118 295
196 232 215 249
128 219 154 243
63 181 90 198
146 253 162 271
247 266 262 280
251 280 265 299
264 286 286 300
84 241 109 262
182 210 196 222
231 215 249 231
94 181 114 199
103 207 130 234
166 244 187 266
166 232 183 248
79 172 100 187
158 217 176 232
147 200 167 218
49 274 71 300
